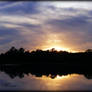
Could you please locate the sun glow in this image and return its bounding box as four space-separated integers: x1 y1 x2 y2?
43 45 70 51
56 75 70 79
40 34 74 52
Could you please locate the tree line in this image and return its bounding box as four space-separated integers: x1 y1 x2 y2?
0 46 92 64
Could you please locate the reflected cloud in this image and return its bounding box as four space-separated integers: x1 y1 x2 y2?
1 72 92 90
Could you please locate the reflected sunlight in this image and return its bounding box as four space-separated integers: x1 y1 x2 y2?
56 75 65 79
1 72 92 90
33 74 80 90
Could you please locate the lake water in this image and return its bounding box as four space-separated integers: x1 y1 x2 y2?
0 72 92 91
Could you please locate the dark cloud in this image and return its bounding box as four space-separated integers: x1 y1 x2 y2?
0 2 40 15
0 27 18 36
46 15 90 32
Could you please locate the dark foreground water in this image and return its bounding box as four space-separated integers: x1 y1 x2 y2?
0 72 92 91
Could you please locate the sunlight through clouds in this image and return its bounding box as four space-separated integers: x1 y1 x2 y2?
0 1 92 52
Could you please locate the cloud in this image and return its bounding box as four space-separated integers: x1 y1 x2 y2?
0 2 23 10
0 1 92 52
0 2 39 15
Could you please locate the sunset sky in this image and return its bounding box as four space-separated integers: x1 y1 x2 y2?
0 1 92 53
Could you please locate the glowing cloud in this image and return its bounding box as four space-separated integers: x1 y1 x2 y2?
0 1 92 52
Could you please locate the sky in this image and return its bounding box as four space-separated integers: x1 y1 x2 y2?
0 1 92 53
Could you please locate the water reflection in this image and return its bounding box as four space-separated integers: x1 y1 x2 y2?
0 64 92 79
1 64 92 90
0 72 92 90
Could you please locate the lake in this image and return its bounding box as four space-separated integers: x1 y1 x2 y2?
0 71 92 91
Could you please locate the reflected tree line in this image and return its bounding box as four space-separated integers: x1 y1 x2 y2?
0 47 92 79
0 64 92 79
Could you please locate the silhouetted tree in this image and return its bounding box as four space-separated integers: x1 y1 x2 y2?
18 48 25 53
85 49 92 53
0 47 92 66
50 48 56 52
5 47 18 55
